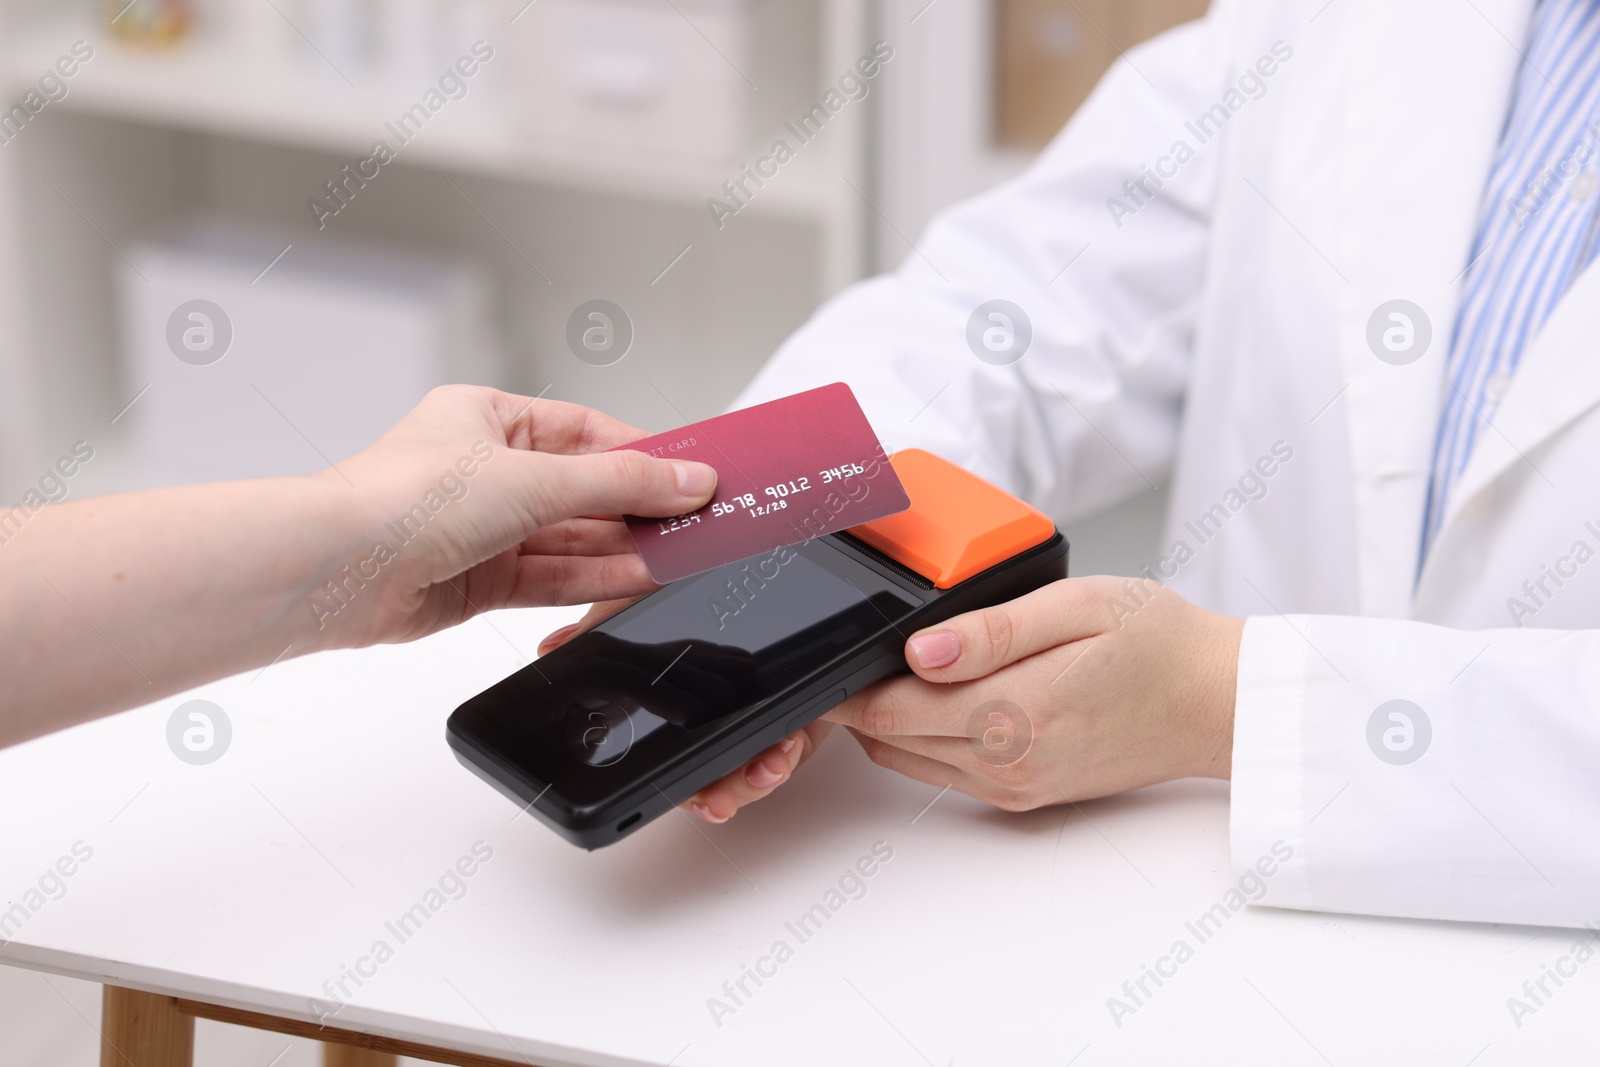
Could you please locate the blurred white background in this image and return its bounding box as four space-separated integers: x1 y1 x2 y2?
0 0 1198 1062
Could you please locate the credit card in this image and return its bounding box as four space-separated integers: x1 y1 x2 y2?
611 382 910 584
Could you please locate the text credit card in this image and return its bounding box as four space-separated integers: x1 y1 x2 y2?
612 383 910 583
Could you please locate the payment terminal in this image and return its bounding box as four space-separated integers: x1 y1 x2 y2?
446 449 1068 849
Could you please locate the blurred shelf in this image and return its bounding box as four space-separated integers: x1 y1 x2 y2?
0 2 871 485
2 20 846 222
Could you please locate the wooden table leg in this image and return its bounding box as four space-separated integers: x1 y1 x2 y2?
176 993 531 1067
100 986 194 1067
323 1048 399 1067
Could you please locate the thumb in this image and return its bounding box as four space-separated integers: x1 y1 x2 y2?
520 448 716 525
901 577 1134 682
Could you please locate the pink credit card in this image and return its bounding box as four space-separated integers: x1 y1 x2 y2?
611 383 910 584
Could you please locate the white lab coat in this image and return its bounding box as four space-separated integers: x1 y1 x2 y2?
733 0 1600 929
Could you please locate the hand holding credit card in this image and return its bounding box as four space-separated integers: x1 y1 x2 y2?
608 383 911 583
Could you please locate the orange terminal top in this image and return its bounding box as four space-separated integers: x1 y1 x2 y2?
849 449 1056 588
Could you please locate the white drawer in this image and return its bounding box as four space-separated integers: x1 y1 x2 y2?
508 0 815 164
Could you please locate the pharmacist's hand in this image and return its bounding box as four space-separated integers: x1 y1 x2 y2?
679 719 833 823
322 386 716 648
822 577 1242 810
538 600 832 824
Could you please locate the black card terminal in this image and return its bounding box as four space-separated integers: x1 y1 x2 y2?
446 449 1068 848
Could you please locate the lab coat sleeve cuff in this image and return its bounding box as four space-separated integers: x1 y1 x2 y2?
1229 614 1314 909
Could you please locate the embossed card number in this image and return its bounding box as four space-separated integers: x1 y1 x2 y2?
610 384 910 584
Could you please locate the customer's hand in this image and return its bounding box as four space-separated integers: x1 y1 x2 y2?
2 385 718 743
823 577 1242 809
323 386 717 648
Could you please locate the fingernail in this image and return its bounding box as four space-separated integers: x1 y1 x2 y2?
542 623 578 648
691 802 729 824
674 461 717 497
908 630 961 669
745 757 784 789
779 734 799 754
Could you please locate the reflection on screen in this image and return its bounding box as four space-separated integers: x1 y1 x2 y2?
612 550 876 651
463 539 918 804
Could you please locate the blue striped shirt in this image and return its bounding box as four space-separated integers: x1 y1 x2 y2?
1420 0 1600 565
